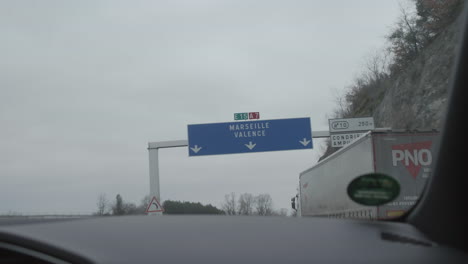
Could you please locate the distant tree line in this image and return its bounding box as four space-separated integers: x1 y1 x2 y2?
95 192 289 216
94 193 224 216
163 200 224 214
221 192 288 216
95 193 148 216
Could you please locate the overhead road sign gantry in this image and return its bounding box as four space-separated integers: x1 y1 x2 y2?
187 117 313 156
148 126 328 214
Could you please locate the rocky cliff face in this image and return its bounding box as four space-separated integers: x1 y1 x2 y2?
319 13 464 161
373 14 464 130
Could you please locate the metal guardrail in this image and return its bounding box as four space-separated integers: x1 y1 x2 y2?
0 214 93 219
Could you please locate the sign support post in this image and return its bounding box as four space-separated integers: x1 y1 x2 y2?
148 147 161 215
147 140 188 216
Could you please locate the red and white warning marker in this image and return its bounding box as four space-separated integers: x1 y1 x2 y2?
146 196 164 213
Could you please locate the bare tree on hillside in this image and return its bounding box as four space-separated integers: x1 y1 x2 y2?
363 50 391 83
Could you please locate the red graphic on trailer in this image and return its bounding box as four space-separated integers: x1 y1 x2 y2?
391 141 433 179
146 196 164 213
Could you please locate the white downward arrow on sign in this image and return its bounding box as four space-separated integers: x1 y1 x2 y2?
190 145 202 153
299 138 311 146
245 141 256 150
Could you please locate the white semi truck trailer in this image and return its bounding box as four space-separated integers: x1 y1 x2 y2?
295 130 439 220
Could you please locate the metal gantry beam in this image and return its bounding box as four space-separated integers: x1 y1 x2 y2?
148 140 188 149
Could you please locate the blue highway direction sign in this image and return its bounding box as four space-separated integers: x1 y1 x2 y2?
187 117 313 156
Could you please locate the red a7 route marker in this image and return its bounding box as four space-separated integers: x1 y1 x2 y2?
249 112 260 119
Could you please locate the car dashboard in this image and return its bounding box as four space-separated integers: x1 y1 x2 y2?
0 215 466 264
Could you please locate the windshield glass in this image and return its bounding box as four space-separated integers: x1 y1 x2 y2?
0 0 464 220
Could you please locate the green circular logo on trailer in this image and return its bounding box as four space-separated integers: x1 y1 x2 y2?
347 173 400 206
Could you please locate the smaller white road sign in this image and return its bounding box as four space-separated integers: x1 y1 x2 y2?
329 117 375 133
146 196 164 213
331 132 366 147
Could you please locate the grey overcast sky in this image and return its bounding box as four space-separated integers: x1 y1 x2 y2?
0 0 402 214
